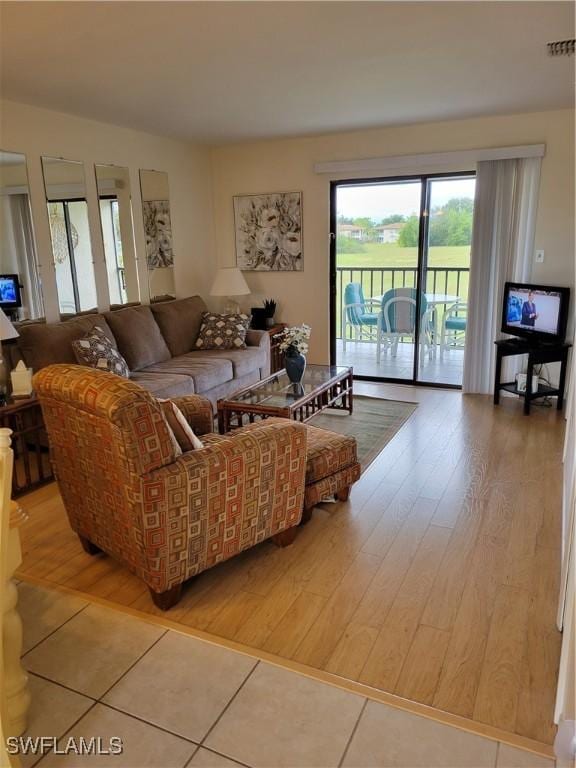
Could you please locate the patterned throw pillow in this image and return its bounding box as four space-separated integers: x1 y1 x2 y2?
158 399 204 451
72 326 130 378
195 312 250 350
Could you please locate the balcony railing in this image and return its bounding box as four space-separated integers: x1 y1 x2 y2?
336 266 470 338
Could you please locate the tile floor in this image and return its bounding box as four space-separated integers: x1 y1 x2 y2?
16 582 555 768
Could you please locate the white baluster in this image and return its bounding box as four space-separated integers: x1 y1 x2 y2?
0 427 30 738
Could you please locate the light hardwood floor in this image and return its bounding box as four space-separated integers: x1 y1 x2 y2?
15 383 564 746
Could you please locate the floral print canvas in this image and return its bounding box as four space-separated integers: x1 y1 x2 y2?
234 192 303 271
143 200 174 268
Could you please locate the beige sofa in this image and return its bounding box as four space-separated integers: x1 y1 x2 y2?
10 296 270 408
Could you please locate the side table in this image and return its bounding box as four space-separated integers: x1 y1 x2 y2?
0 397 53 497
494 338 572 415
265 323 287 374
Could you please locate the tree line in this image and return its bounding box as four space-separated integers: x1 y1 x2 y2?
337 198 473 248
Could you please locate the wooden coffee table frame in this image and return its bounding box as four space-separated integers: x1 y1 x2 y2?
217 367 353 433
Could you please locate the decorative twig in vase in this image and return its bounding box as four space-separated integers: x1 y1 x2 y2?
263 299 277 328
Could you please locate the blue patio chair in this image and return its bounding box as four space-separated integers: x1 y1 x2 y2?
377 287 433 363
440 302 467 359
342 283 379 350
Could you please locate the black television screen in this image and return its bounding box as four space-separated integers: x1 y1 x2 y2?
502 282 570 342
0 274 21 309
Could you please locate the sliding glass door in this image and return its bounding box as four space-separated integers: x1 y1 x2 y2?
417 176 475 385
335 180 422 381
331 173 475 387
47 198 97 315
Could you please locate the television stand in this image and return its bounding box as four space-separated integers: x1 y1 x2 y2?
494 338 571 415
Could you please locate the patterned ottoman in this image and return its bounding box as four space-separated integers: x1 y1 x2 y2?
301 422 361 521
215 417 361 522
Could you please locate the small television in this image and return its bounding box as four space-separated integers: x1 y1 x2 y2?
502 282 570 343
0 274 22 310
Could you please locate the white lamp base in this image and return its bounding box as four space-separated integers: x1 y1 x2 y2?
224 298 241 314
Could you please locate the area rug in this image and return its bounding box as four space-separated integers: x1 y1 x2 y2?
310 395 417 470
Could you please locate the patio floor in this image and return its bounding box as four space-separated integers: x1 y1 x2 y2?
336 339 464 386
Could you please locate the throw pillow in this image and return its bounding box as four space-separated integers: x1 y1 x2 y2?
195 312 249 350
158 399 204 451
71 326 130 378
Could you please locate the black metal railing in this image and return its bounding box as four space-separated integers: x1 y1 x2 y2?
336 266 470 339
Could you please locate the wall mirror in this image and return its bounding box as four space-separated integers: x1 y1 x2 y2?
94 164 140 307
0 150 44 320
139 169 176 301
41 157 97 317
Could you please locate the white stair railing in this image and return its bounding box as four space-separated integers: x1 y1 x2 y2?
0 426 30 765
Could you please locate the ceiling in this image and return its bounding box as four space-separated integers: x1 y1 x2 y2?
1 1 574 145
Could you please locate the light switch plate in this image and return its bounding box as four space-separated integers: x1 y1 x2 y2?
535 249 545 263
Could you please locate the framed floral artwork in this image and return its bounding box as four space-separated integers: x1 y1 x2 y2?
233 192 303 271
142 199 174 268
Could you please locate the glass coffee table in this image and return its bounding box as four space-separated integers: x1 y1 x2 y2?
217 365 353 433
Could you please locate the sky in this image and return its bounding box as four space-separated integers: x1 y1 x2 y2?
336 178 476 221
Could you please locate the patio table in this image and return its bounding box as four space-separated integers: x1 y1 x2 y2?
370 292 460 307
369 292 461 357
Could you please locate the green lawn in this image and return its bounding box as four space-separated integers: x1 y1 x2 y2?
337 243 471 268
336 243 471 338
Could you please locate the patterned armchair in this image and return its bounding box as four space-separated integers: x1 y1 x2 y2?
34 365 307 609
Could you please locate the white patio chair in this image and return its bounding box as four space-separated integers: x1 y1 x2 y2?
376 288 434 365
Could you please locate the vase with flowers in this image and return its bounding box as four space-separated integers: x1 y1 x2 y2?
279 324 311 384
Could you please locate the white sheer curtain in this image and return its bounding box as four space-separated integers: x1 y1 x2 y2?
462 157 541 393
1 194 43 319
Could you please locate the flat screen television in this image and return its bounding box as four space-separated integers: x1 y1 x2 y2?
502 282 570 343
0 274 22 310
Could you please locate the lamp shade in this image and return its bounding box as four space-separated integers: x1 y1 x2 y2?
210 267 250 297
0 308 18 341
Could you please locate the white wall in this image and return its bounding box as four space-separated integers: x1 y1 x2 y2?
210 109 574 363
555 337 576 762
1 101 573 345
0 100 216 320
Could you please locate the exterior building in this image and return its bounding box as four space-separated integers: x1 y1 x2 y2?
337 223 364 240
375 222 404 243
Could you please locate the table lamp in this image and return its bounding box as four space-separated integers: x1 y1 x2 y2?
0 309 19 396
209 267 250 314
